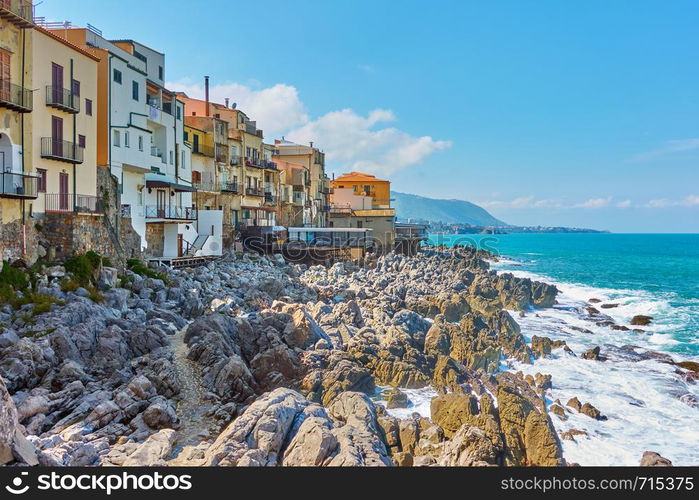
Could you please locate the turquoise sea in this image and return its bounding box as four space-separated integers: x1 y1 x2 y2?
422 232 699 465
429 233 699 356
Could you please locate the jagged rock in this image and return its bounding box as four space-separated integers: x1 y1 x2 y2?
630 315 653 326
437 425 498 466
384 387 410 409
640 451 672 467
550 404 567 420
581 346 604 361
120 429 176 466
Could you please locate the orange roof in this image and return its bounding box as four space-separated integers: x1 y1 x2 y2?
39 27 102 62
333 172 388 183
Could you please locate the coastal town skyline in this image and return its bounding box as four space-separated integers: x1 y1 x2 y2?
37 0 699 233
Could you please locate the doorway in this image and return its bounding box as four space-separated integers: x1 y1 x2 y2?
59 172 69 210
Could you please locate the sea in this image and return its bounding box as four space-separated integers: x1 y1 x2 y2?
384 233 699 466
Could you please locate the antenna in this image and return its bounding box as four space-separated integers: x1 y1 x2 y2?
231 102 237 109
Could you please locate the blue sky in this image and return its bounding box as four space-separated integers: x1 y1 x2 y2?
38 0 699 232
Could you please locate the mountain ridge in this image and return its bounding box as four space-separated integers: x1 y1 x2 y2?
392 191 507 226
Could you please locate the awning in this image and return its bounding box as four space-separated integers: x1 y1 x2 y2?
145 179 196 192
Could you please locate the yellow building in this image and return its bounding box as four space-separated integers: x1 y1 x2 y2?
0 0 36 261
31 26 99 215
329 172 396 252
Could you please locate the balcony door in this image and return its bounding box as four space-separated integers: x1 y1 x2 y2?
0 50 10 103
156 189 166 218
51 63 63 104
51 116 63 157
59 172 69 210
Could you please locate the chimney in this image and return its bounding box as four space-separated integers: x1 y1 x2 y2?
310 141 314 148
204 76 210 117
224 97 229 108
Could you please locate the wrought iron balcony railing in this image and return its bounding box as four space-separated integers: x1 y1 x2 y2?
145 205 197 220
0 171 38 199
245 187 263 197
0 80 32 112
40 137 84 164
221 181 239 193
45 86 79 113
44 193 105 214
192 144 215 157
0 1 34 28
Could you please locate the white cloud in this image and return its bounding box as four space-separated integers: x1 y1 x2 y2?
166 79 308 137
632 138 699 162
478 197 563 209
577 197 612 209
167 79 450 175
645 195 699 208
286 108 451 176
616 199 632 208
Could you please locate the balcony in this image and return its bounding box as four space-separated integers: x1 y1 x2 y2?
230 155 242 166
44 193 105 214
261 160 277 170
221 181 239 193
0 171 38 199
215 144 228 164
0 80 32 112
145 205 197 221
0 1 34 28
41 138 84 164
245 187 263 197
45 86 80 114
395 223 429 241
193 180 220 192
244 157 263 169
192 144 215 158
264 192 275 203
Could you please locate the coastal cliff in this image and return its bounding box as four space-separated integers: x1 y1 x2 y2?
0 248 690 466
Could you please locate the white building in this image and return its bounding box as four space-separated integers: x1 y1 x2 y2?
81 32 221 259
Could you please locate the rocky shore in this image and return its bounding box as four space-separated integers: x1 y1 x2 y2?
0 247 689 466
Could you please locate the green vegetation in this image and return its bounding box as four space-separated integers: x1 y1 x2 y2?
127 258 167 281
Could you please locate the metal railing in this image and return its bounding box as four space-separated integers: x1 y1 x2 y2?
245 186 262 197
0 1 34 27
44 193 104 214
145 205 197 220
192 144 215 157
230 155 242 165
215 144 228 163
221 181 239 193
40 137 84 163
261 160 277 170
0 80 32 112
0 171 38 198
245 157 263 168
45 86 79 113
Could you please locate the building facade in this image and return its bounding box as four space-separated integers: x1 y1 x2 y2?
329 172 396 252
273 138 329 228
0 0 36 261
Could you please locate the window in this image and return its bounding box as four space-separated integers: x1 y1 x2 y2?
181 151 186 168
132 81 139 101
85 98 93 116
176 106 181 120
137 191 143 206
78 135 86 148
138 136 144 151
113 130 121 147
169 151 173 165
124 132 130 147
192 135 199 152
158 66 163 80
191 111 196 116
72 79 80 97
37 169 47 193
113 69 122 84
184 131 189 141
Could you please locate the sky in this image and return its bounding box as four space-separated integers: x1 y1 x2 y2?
37 0 699 232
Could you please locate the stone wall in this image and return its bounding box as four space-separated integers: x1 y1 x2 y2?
144 224 164 259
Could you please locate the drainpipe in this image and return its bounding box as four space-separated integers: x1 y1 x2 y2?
20 26 27 234
71 58 76 211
